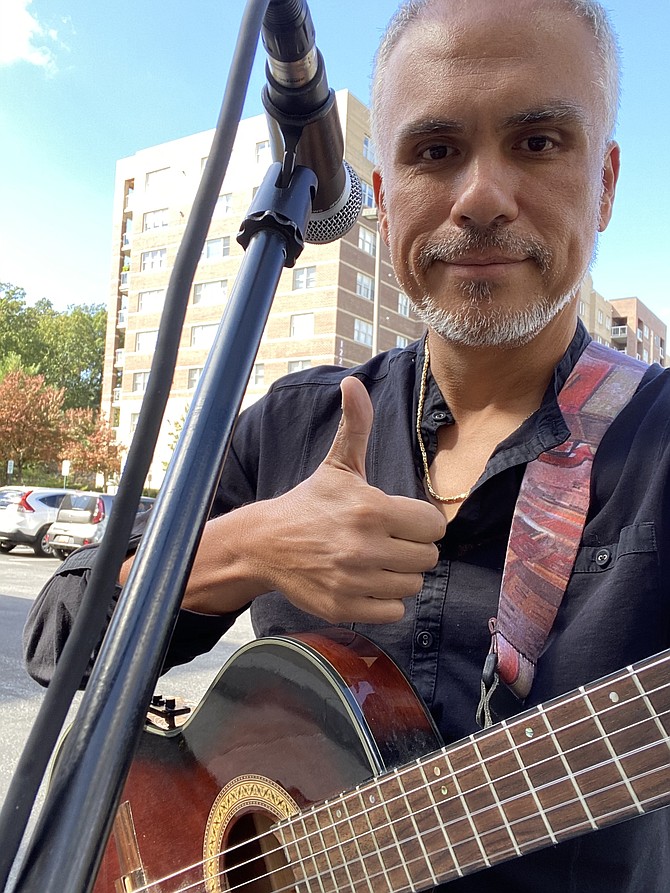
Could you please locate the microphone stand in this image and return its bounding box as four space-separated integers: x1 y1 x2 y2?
10 160 317 893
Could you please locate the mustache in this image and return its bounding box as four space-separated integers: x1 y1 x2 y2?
417 228 553 274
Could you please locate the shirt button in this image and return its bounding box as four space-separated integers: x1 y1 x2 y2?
416 630 434 649
432 411 447 422
595 548 612 567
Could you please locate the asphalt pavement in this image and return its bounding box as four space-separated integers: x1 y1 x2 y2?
0 546 253 882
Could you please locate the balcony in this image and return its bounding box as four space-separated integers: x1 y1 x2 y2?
114 349 125 367
611 325 628 341
117 308 127 328
123 192 134 215
112 387 122 404
121 231 132 251
120 269 129 291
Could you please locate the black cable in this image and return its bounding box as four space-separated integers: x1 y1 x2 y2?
0 1 270 887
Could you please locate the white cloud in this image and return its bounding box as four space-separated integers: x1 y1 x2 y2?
0 0 58 71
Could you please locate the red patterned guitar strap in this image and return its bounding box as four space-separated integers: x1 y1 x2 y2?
478 342 647 726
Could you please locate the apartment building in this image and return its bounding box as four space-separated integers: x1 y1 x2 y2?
576 276 667 365
609 297 666 366
101 91 425 487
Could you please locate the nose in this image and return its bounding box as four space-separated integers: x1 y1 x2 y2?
450 153 519 228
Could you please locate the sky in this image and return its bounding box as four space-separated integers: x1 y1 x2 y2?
1 0 669 322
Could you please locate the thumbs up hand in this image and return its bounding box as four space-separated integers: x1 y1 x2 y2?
230 375 446 624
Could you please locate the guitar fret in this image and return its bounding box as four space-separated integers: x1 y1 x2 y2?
582 687 644 815
502 721 558 845
336 794 376 893
298 809 342 893
442 750 492 870
504 710 593 843
323 800 359 893
279 814 328 893
631 669 670 751
470 738 522 857
417 760 463 879
392 766 439 889
537 704 598 832
359 780 415 892
351 788 393 893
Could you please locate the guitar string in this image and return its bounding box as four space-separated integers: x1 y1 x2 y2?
128 671 670 893
125 671 670 893
134 748 670 893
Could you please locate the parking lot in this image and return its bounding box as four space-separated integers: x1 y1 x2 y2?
0 546 253 862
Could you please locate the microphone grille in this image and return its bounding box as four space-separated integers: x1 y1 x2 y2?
305 161 363 244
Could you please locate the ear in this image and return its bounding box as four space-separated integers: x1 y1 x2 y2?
372 169 390 246
598 141 620 232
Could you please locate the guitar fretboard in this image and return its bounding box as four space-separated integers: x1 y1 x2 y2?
278 649 670 893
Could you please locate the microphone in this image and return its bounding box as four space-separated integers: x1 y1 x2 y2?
261 0 363 244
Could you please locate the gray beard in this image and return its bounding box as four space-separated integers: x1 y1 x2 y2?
410 226 594 348
413 285 577 348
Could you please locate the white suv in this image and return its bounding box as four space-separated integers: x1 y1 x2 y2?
0 487 72 557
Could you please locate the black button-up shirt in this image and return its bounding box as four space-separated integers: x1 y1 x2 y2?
25 321 670 892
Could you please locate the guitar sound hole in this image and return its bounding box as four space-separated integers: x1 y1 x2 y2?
223 810 295 893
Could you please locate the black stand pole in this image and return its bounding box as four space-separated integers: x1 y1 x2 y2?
10 161 317 893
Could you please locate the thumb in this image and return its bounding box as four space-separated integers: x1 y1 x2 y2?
326 376 374 479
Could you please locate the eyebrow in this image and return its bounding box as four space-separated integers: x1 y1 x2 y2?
502 103 589 129
394 103 589 148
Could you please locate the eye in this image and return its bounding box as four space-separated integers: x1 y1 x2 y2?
517 135 558 153
419 145 456 161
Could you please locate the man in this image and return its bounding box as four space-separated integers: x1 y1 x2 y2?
25 0 670 890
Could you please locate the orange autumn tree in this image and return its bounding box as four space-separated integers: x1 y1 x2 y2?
62 408 122 489
0 372 65 481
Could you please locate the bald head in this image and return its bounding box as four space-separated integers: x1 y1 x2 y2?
371 0 621 170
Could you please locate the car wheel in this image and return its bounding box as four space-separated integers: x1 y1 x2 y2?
53 548 68 561
33 527 53 558
0 542 15 553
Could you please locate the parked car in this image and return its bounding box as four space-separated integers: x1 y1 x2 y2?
46 492 155 560
0 487 72 557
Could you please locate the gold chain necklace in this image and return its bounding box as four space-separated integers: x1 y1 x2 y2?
416 339 471 504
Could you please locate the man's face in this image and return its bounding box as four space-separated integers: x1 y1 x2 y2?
373 0 619 347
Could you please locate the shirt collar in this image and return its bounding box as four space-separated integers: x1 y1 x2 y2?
415 320 591 474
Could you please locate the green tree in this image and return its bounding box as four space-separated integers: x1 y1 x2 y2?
0 283 106 409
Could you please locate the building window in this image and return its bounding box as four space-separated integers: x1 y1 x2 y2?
290 313 314 339
288 359 312 373
202 237 230 261
214 193 233 216
396 335 409 349
132 371 151 393
135 330 158 352
193 279 228 305
292 265 316 289
141 248 167 271
597 309 604 325
143 208 168 230
363 135 376 163
201 156 208 171
145 168 170 190
253 363 265 386
644 324 650 339
137 289 165 312
358 226 376 256
361 181 375 208
187 367 202 389
398 293 411 317
354 318 373 347
130 412 140 434
256 140 271 165
606 317 611 330
356 272 375 301
191 323 219 349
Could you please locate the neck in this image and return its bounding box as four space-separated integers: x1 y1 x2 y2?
426 307 579 423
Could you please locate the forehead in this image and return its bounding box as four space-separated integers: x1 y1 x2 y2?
379 0 604 140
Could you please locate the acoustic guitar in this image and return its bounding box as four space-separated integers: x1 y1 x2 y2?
93 628 670 893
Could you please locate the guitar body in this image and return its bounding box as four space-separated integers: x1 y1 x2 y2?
94 629 441 893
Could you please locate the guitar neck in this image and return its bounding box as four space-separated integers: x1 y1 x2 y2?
278 648 670 893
